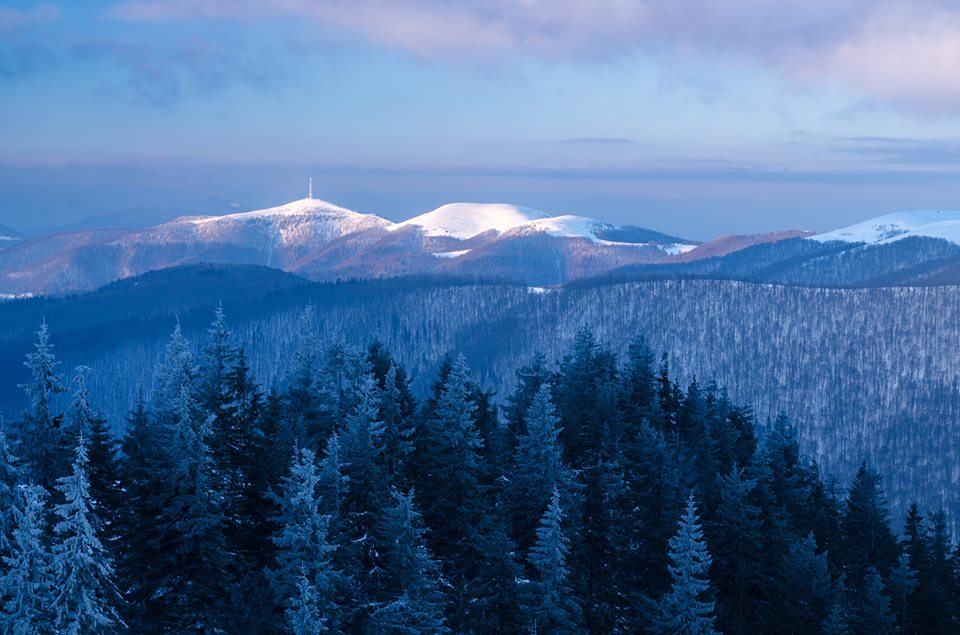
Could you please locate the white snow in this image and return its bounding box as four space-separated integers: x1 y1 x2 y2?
519 215 607 241
393 203 550 239
810 210 960 246
660 243 698 255
0 235 18 242
431 249 471 259
188 198 390 227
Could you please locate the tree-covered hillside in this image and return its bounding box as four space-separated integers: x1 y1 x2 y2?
2 313 956 633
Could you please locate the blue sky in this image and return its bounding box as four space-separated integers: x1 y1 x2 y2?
3 0 960 239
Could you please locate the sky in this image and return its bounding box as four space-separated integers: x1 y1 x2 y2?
3 1 960 239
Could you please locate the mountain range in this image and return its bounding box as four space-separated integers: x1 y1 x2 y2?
7 196 960 296
0 196 813 295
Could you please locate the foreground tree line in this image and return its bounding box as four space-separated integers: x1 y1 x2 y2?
0 308 958 634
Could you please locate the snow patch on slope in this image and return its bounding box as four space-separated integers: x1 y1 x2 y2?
431 249 471 259
394 203 550 239
811 210 960 246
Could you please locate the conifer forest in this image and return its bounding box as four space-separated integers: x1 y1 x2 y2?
2 307 958 634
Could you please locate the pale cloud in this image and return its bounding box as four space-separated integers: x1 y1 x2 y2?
0 3 60 31
104 0 960 113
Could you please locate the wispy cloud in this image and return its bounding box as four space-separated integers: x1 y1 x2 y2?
103 0 960 114
71 37 286 107
0 3 60 31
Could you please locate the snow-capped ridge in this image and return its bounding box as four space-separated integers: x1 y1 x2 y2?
187 197 391 227
393 203 550 239
811 210 960 246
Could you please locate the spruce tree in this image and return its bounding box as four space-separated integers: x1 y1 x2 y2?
0 418 21 561
50 439 123 634
334 370 388 630
653 495 717 635
776 532 834 633
839 463 899 588
849 567 896 635
710 465 765 634
508 384 580 556
371 489 448 634
153 381 230 630
525 488 582 634
886 553 916 634
19 321 66 491
0 484 53 633
63 367 120 545
270 446 340 634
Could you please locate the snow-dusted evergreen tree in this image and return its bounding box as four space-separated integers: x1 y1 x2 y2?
0 484 52 634
284 307 324 450
152 322 196 419
155 383 228 630
653 494 717 635
525 488 582 634
412 354 489 620
508 384 580 556
271 446 340 633
63 367 119 541
335 370 388 628
50 438 122 634
378 364 415 487
0 418 21 561
287 569 325 635
19 321 66 490
371 489 448 634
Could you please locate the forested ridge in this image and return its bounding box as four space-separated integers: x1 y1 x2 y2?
1 308 958 634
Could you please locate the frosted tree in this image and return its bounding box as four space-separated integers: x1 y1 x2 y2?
153 322 196 416
0 484 53 634
284 307 325 449
335 371 388 628
271 446 340 633
0 417 21 560
63 367 119 540
50 439 122 634
509 384 580 556
378 364 415 486
653 494 717 635
525 488 582 634
287 569 325 635
371 489 448 634
154 383 228 630
19 320 66 489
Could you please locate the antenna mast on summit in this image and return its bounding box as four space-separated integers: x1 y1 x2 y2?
308 178 313 199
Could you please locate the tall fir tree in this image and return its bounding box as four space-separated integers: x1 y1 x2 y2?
653 495 718 635
0 418 21 561
839 463 899 589
334 370 389 631
507 384 580 557
371 489 449 634
710 465 765 634
270 446 341 634
525 488 582 634
0 484 53 634
63 367 120 546
50 438 123 634
19 321 67 491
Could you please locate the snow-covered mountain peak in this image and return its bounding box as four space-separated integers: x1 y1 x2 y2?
188 198 390 226
393 203 550 239
811 210 960 246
